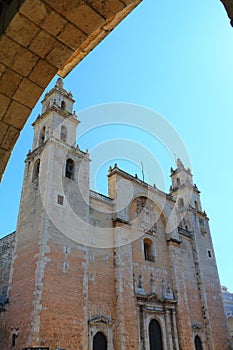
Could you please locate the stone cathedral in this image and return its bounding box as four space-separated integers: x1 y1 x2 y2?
0 79 231 350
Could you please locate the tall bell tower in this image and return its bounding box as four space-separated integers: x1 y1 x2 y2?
5 78 90 350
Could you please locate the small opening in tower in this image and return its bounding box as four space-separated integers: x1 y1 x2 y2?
194 200 198 210
178 197 184 208
32 159 40 182
65 158 74 179
207 250 212 258
57 195 64 205
11 334 17 347
61 100 66 110
39 126 46 145
138 274 143 288
176 177 181 187
60 125 67 142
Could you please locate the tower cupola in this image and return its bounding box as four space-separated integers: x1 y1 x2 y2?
170 158 193 191
32 78 79 150
41 77 74 115
170 158 202 211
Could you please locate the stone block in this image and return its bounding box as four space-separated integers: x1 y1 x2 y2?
0 68 22 98
13 78 43 109
0 35 39 77
46 42 73 69
29 59 57 88
66 3 105 35
0 35 18 67
79 27 105 53
1 125 20 151
0 63 5 79
123 0 141 5
0 93 11 119
41 11 67 36
29 30 57 59
13 48 39 77
19 0 51 26
0 148 10 176
58 23 87 50
3 101 31 130
6 12 39 47
42 0 82 16
86 0 125 19
0 121 9 144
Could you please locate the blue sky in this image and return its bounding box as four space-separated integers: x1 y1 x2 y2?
1 0 233 291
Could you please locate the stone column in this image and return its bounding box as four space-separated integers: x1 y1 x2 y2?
165 309 173 350
172 310 180 350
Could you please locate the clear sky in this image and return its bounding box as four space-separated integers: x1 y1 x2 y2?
1 0 233 291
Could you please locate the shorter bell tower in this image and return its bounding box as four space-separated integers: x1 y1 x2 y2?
170 158 202 211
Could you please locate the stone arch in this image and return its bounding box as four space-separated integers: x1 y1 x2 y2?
0 0 141 181
129 194 169 229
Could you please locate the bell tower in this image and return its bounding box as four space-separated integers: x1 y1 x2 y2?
5 78 90 350
170 158 202 211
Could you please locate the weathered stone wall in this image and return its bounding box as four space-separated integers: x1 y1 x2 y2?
0 232 15 347
0 232 15 302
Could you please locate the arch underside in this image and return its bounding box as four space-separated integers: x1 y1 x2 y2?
0 0 141 181
220 0 233 26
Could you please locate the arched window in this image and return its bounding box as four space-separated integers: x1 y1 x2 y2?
228 317 233 341
39 126 46 145
144 238 154 262
60 125 67 142
176 177 181 187
32 159 40 182
138 274 143 288
194 335 203 350
65 158 74 179
194 200 198 210
149 319 163 350
178 197 184 208
61 100 66 109
93 332 107 350
11 334 17 347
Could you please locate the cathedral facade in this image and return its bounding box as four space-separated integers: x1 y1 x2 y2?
0 79 231 350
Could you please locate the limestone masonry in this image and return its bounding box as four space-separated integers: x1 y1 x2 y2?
0 79 231 350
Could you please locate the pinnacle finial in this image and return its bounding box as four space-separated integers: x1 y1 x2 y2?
55 77 64 89
176 158 184 168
